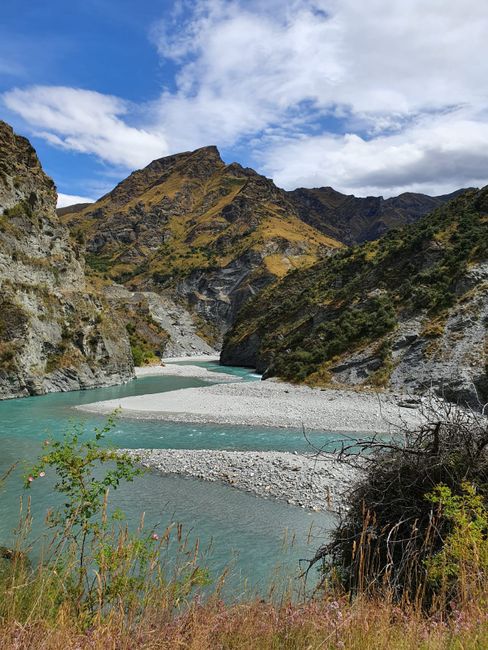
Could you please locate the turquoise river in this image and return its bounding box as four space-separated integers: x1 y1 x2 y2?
0 362 345 595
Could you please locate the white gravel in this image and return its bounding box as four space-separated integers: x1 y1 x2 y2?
79 379 422 433
135 363 239 382
161 355 221 363
123 448 358 512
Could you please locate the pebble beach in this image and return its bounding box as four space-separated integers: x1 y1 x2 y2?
123 448 359 512
80 373 422 433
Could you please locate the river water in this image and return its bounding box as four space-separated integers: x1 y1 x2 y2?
0 364 341 595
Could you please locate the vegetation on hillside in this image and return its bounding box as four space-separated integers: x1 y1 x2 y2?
62 148 340 291
223 187 488 384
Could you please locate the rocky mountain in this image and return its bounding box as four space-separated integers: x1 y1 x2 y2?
288 186 467 245
62 147 341 340
222 188 488 406
0 121 134 398
56 202 92 217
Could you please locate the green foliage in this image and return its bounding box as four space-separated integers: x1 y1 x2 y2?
25 413 141 531
426 483 488 600
130 343 155 366
271 295 396 381
24 415 146 613
224 187 488 383
85 253 113 273
3 200 32 220
128 330 159 366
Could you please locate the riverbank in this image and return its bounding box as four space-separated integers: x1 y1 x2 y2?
79 380 422 433
123 448 357 511
161 355 220 363
135 363 239 382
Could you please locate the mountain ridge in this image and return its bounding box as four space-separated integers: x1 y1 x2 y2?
62 145 341 339
60 147 467 249
288 186 470 245
222 187 488 405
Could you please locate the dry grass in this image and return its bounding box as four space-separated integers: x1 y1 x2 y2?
1 594 488 649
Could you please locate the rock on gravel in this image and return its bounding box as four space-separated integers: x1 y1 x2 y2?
122 449 359 512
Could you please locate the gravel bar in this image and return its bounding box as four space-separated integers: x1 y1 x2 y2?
135 364 239 382
122 448 359 512
80 380 422 433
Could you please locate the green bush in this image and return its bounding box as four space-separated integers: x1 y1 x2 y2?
131 344 153 367
317 399 488 608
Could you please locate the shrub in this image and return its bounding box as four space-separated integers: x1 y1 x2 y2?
314 396 488 608
425 482 488 604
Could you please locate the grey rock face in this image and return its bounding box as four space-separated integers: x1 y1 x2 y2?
104 284 217 357
176 250 276 338
329 274 488 407
0 121 134 399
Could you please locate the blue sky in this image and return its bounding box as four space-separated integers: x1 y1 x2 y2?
1 0 488 206
0 0 177 202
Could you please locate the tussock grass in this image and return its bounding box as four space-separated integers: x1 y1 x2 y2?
2 591 488 649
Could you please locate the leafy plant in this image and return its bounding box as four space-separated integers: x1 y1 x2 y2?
23 415 154 616
426 482 488 604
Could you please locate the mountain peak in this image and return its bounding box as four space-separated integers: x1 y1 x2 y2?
146 145 223 171
191 144 222 158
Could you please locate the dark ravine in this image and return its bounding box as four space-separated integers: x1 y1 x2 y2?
0 121 134 399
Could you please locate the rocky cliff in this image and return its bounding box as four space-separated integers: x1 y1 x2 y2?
102 284 217 360
288 186 467 245
222 188 488 406
0 121 134 398
62 147 341 339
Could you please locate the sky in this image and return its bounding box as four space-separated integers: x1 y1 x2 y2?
1 0 488 207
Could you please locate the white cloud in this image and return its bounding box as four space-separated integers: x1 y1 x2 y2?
263 111 488 196
3 0 488 195
3 86 169 168
57 193 95 208
151 0 488 144
151 0 344 150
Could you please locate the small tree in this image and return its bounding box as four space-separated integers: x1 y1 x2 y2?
24 414 158 618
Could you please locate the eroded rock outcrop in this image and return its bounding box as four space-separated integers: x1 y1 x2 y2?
0 121 134 398
103 284 217 359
